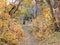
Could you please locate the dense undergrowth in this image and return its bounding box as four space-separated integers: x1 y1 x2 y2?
31 8 60 40
0 13 24 45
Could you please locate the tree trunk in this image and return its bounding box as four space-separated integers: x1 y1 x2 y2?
9 0 23 18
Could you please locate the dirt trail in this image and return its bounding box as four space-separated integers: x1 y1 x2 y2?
18 25 60 45
18 25 40 45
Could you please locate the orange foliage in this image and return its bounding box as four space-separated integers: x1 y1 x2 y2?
31 8 54 39
7 4 14 9
2 20 9 27
0 20 24 44
0 0 5 2
9 21 24 38
0 20 2 27
0 13 2 18
0 0 5 9
0 1 24 44
0 4 5 11
3 13 11 19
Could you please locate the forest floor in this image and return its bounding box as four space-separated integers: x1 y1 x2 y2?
18 24 60 45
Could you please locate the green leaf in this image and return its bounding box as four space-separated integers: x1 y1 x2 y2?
21 8 28 16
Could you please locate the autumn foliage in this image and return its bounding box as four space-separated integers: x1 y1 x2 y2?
31 8 60 40
0 0 24 45
0 0 60 45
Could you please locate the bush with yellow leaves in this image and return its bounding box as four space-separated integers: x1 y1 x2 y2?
31 8 54 40
0 20 2 28
0 1 24 45
0 12 24 45
0 19 24 45
2 13 11 20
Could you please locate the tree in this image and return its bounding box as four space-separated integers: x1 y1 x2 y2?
0 0 24 45
9 0 23 17
46 0 60 31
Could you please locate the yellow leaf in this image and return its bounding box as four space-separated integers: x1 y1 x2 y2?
0 20 2 27
0 0 5 2
3 13 11 19
2 20 9 27
0 13 2 18
37 33 43 38
7 4 13 9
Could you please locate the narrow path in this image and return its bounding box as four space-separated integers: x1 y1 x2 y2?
18 25 40 45
18 25 60 45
